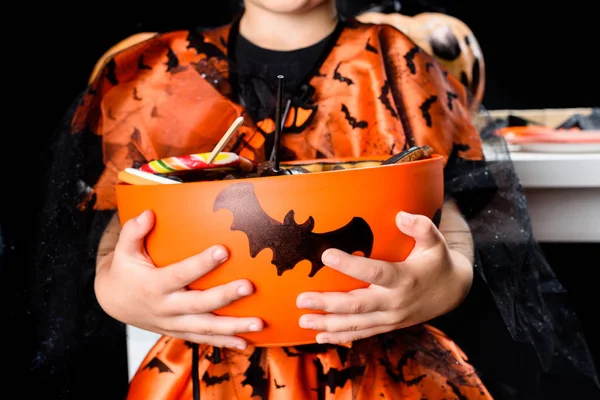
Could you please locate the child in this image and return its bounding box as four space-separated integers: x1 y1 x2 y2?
35 0 599 398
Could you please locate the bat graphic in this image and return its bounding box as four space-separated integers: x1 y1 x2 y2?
274 379 286 389
446 91 459 110
282 347 302 357
165 47 180 72
365 38 379 54
143 357 173 374
448 142 471 162
403 46 420 74
132 87 142 101
137 55 152 71
341 104 368 130
419 95 438 127
380 357 427 386
202 372 230 386
378 81 398 119
314 358 366 394
185 31 225 60
333 63 355 86
214 182 374 277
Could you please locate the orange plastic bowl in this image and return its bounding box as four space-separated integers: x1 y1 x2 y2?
115 154 444 346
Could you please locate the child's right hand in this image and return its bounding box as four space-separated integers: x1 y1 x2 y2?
95 210 263 350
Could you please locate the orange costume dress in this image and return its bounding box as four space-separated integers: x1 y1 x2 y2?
33 12 594 400
72 17 491 399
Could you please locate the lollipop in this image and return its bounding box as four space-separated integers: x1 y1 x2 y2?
138 151 251 174
135 116 256 180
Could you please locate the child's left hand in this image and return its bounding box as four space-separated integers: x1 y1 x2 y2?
296 209 474 345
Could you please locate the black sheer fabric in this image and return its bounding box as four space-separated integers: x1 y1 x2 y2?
432 108 600 397
27 94 129 399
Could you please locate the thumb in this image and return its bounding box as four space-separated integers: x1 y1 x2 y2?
115 210 155 255
395 211 443 249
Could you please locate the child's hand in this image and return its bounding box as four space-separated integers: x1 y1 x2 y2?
95 210 263 350
296 209 473 345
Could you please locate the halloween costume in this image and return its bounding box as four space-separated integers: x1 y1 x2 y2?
32 15 599 400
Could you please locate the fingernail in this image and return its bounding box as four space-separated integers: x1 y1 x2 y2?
399 211 415 226
235 343 247 350
300 318 315 329
136 210 149 224
212 247 228 262
299 299 312 309
237 285 250 296
248 323 261 332
322 250 339 266
316 335 329 344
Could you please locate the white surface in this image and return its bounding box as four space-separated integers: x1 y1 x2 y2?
524 188 600 242
127 327 160 380
487 149 600 188
126 150 600 381
497 151 600 242
514 143 600 153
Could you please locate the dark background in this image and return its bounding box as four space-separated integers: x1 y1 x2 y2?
2 0 598 398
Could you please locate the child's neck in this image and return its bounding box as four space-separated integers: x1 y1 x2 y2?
239 2 338 51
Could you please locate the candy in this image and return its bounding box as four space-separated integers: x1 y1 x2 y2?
139 152 251 174
381 146 433 165
118 168 182 185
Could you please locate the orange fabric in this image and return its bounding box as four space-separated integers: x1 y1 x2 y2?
128 325 491 399
72 19 492 399
72 20 482 211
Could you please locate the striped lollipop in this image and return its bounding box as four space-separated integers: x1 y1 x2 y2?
139 117 249 175
139 152 243 174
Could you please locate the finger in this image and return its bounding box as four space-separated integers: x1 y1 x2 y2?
396 211 444 249
315 324 399 345
115 210 155 255
162 331 248 350
171 313 264 337
297 287 388 314
168 279 255 315
159 245 229 292
299 311 394 334
321 249 398 287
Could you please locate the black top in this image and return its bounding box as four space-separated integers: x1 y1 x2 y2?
233 28 335 123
